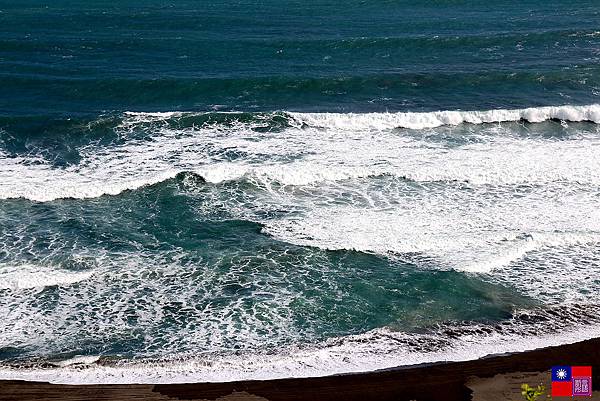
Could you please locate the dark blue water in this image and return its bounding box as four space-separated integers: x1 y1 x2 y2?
0 0 599 383
2 0 600 116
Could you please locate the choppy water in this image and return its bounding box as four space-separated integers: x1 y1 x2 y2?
0 0 600 384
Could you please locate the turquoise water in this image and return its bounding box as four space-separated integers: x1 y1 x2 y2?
0 0 600 382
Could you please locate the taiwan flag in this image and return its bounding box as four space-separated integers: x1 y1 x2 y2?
552 366 572 397
552 366 592 397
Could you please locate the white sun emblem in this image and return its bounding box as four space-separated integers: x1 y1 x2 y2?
557 369 568 380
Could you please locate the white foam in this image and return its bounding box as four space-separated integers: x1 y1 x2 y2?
0 264 93 290
2 105 600 384
460 232 600 273
1 104 600 202
55 355 100 368
264 203 600 273
0 252 311 362
0 316 599 384
196 163 386 186
1 106 599 305
289 104 600 130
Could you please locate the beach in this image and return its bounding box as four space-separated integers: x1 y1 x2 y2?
1 337 599 401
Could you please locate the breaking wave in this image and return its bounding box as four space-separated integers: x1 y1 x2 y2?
1 104 600 202
288 104 600 130
119 103 600 130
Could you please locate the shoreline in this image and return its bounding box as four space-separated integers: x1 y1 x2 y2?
1 336 599 400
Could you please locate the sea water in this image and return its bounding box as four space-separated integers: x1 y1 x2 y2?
0 0 599 383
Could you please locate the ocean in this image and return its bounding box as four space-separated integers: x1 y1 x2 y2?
0 0 599 383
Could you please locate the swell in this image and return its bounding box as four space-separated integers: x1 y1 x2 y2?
3 25 598 82
3 27 598 53
3 66 600 115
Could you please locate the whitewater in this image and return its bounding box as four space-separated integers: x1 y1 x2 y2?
1 104 600 383
2 104 600 202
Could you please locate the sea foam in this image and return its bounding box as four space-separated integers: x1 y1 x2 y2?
0 305 599 384
1 104 600 202
289 104 600 130
0 264 93 290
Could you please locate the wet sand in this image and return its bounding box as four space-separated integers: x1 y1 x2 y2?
0 337 599 401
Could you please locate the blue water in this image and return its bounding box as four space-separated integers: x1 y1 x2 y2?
2 0 600 115
0 0 599 382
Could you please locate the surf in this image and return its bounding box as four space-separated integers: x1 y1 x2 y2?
1 104 600 202
289 104 600 130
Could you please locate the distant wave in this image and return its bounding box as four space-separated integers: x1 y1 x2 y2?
120 104 600 130
7 64 600 116
289 104 600 130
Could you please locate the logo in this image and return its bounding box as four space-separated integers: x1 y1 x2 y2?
551 366 592 397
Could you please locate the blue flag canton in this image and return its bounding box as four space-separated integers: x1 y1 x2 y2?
552 366 572 382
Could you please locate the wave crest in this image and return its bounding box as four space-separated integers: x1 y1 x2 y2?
289 104 600 130
1 104 599 203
